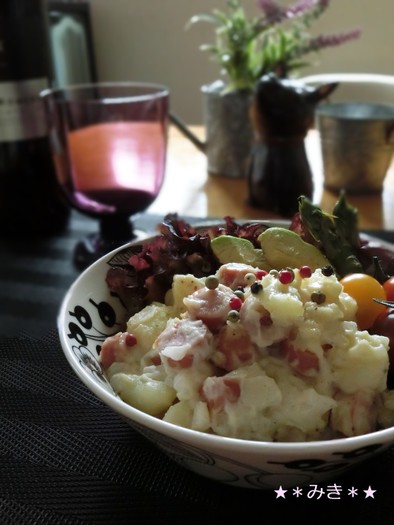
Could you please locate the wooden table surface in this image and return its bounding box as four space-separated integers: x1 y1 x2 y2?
148 126 394 231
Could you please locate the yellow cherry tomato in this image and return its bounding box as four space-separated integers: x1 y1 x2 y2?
340 273 387 330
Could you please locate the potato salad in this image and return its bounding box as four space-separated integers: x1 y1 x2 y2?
100 262 394 442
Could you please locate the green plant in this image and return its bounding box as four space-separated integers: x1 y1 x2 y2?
188 0 361 92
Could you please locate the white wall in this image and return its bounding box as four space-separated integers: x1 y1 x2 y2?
88 0 394 123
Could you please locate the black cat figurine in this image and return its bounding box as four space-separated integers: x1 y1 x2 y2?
248 73 338 216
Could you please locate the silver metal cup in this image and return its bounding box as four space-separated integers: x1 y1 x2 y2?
316 102 394 193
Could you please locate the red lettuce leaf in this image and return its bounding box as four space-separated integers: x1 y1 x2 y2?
105 213 270 312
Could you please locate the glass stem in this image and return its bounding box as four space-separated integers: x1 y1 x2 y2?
99 214 134 243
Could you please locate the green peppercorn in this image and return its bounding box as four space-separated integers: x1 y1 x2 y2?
245 273 257 284
227 310 240 323
234 289 245 300
205 275 219 290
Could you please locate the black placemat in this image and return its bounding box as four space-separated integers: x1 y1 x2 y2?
1 330 394 525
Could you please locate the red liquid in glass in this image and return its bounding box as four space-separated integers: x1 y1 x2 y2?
64 121 166 216
80 188 157 214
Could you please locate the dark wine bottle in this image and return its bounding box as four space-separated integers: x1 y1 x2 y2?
0 0 70 237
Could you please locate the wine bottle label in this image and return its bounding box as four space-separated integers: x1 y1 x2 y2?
0 78 49 143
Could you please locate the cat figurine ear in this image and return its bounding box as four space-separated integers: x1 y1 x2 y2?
306 80 339 104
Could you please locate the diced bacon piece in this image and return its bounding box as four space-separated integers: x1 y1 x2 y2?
100 331 137 370
216 262 261 289
166 353 194 369
280 339 320 375
260 313 273 327
331 391 377 437
183 284 234 333
150 353 162 366
214 323 258 371
200 376 241 411
154 318 212 370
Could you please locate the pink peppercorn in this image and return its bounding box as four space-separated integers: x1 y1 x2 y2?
299 265 312 278
278 269 294 284
229 296 243 310
256 270 268 280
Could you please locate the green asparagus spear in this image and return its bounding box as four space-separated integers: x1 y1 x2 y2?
332 190 360 249
298 195 363 278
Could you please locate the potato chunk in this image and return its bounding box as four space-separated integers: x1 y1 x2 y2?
166 274 205 313
126 303 172 352
110 373 177 416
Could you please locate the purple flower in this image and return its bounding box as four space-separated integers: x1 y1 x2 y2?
256 0 331 25
301 28 362 53
256 0 285 23
286 0 318 18
256 0 284 17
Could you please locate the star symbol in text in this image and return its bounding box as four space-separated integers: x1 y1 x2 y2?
275 485 287 499
364 486 376 499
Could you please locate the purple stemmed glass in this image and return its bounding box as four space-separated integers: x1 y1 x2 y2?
42 82 169 269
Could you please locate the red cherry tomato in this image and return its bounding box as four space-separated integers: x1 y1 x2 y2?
340 273 387 330
383 277 394 302
370 308 394 375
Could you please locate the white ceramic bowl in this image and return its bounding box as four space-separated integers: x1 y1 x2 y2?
58 235 394 490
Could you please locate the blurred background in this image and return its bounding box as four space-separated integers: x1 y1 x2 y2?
48 0 394 123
